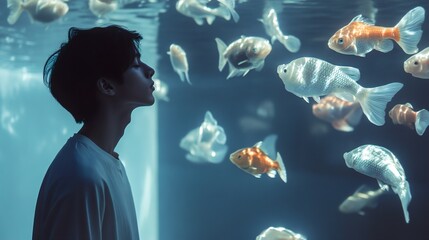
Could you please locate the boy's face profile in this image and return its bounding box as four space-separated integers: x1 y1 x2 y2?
113 55 156 108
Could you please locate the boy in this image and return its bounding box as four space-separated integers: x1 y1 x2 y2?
32 25 155 240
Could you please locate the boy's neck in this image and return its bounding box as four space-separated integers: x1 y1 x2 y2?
78 109 132 158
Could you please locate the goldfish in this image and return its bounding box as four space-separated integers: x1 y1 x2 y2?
167 44 191 85
229 134 286 183
404 47 429 79
339 184 386 215
215 36 272 79
277 57 403 126
256 226 306 240
312 95 363 132
89 0 118 18
328 6 425 57
7 0 69 25
180 111 228 164
176 0 239 26
388 103 429 136
344 144 412 223
259 8 301 53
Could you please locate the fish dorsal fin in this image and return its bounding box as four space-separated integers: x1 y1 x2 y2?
253 141 263 148
258 134 278 159
338 66 360 81
350 14 375 25
204 111 217 125
405 103 413 109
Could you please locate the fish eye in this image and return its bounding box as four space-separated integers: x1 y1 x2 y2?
414 61 419 65
338 38 344 45
283 68 287 73
252 47 258 53
237 155 241 159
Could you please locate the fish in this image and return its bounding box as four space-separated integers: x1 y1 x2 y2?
404 47 429 79
89 0 118 18
312 95 363 132
328 6 425 57
256 226 307 240
216 36 272 79
167 44 191 85
343 144 412 223
388 103 429 136
176 0 239 26
180 111 228 164
259 8 301 53
153 79 169 102
339 184 386 215
7 0 69 25
229 134 286 183
277 57 403 126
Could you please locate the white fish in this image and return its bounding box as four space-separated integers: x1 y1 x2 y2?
176 0 239 26
216 36 272 79
404 47 429 79
167 44 191 84
7 0 69 25
260 8 301 53
180 111 228 164
339 184 386 215
89 0 118 18
277 57 403 126
343 144 412 223
153 79 169 102
256 226 307 240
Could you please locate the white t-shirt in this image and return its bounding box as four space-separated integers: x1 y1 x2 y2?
33 134 140 240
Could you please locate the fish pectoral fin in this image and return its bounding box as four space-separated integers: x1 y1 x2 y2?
302 97 310 103
337 66 360 81
206 15 216 25
267 170 277 178
312 96 321 103
377 180 390 192
374 40 394 53
193 18 204 26
253 172 262 178
332 119 354 132
255 61 265 71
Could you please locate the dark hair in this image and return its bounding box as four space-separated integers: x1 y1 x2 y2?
43 25 143 123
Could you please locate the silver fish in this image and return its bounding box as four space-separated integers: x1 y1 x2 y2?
89 0 118 18
256 226 306 240
167 44 191 85
404 47 429 79
260 8 301 53
216 36 272 79
176 0 239 26
339 184 386 215
277 57 403 126
7 0 69 25
343 144 412 223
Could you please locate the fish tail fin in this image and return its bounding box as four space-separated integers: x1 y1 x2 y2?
415 108 429 135
275 152 287 183
7 0 23 25
184 71 191 85
357 82 403 126
395 6 425 54
395 180 412 223
215 38 227 71
279 35 301 53
217 0 239 22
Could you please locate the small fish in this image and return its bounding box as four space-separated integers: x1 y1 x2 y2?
89 0 118 18
343 144 412 223
312 95 363 132
216 36 272 79
339 184 386 215
389 103 429 136
328 6 425 57
180 111 228 164
260 8 301 53
277 57 403 126
230 134 286 183
404 47 429 79
256 226 306 240
167 44 191 84
7 0 69 25
176 0 239 26
153 79 169 102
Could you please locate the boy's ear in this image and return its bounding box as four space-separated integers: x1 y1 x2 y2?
96 78 116 96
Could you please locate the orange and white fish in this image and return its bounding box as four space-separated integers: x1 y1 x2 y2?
404 47 429 79
89 0 118 18
229 134 286 183
389 103 429 136
167 44 191 85
328 6 425 57
312 96 363 132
